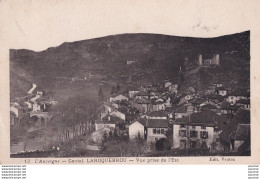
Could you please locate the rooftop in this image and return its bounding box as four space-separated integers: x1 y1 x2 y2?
146 119 168 128
173 110 223 127
231 124 250 141
147 110 168 117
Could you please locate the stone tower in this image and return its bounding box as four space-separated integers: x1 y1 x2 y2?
212 54 220 66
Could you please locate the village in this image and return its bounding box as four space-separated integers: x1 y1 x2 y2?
10 51 250 157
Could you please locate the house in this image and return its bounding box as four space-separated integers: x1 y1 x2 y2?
125 113 139 125
230 124 250 152
24 101 32 109
150 98 166 111
220 102 240 115
172 110 221 149
146 110 168 120
95 118 116 131
179 94 193 105
91 127 114 143
164 97 172 108
135 91 150 100
128 87 140 99
146 119 168 143
215 87 228 96
127 60 135 65
37 91 43 95
32 102 42 112
110 94 129 102
100 102 116 119
49 100 58 105
213 82 223 88
97 113 126 130
190 98 207 112
219 108 250 152
165 81 172 89
226 90 250 105
10 104 23 117
174 105 194 119
110 110 126 120
128 119 147 139
169 83 178 94
206 94 225 104
10 112 21 126
133 98 150 113
236 99 250 109
201 104 218 112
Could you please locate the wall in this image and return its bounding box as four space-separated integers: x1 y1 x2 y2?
95 123 116 131
129 122 145 139
234 140 244 152
129 91 139 98
173 124 181 148
172 124 215 149
147 128 166 143
110 111 125 120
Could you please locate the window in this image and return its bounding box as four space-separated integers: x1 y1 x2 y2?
200 131 208 139
157 129 160 134
137 131 141 138
153 128 156 134
179 130 187 137
190 131 198 138
161 129 165 134
201 126 206 129
180 124 186 128
192 126 196 129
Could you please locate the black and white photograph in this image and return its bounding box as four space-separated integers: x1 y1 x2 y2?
9 31 250 158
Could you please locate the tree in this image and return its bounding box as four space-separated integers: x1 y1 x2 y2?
110 86 115 95
116 84 120 93
155 138 171 151
98 87 104 102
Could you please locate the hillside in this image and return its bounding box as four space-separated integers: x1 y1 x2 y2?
10 31 250 101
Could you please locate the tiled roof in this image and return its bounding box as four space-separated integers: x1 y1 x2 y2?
190 98 207 105
98 115 123 124
237 99 250 104
174 106 188 113
229 90 250 97
201 104 217 109
219 108 250 143
220 102 240 110
146 119 168 128
231 124 250 141
173 110 221 126
131 118 147 126
151 98 165 105
136 91 150 96
147 110 168 117
233 108 250 124
206 94 225 100
134 98 150 104
216 87 227 92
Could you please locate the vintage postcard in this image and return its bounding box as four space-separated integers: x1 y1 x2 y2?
0 0 259 164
